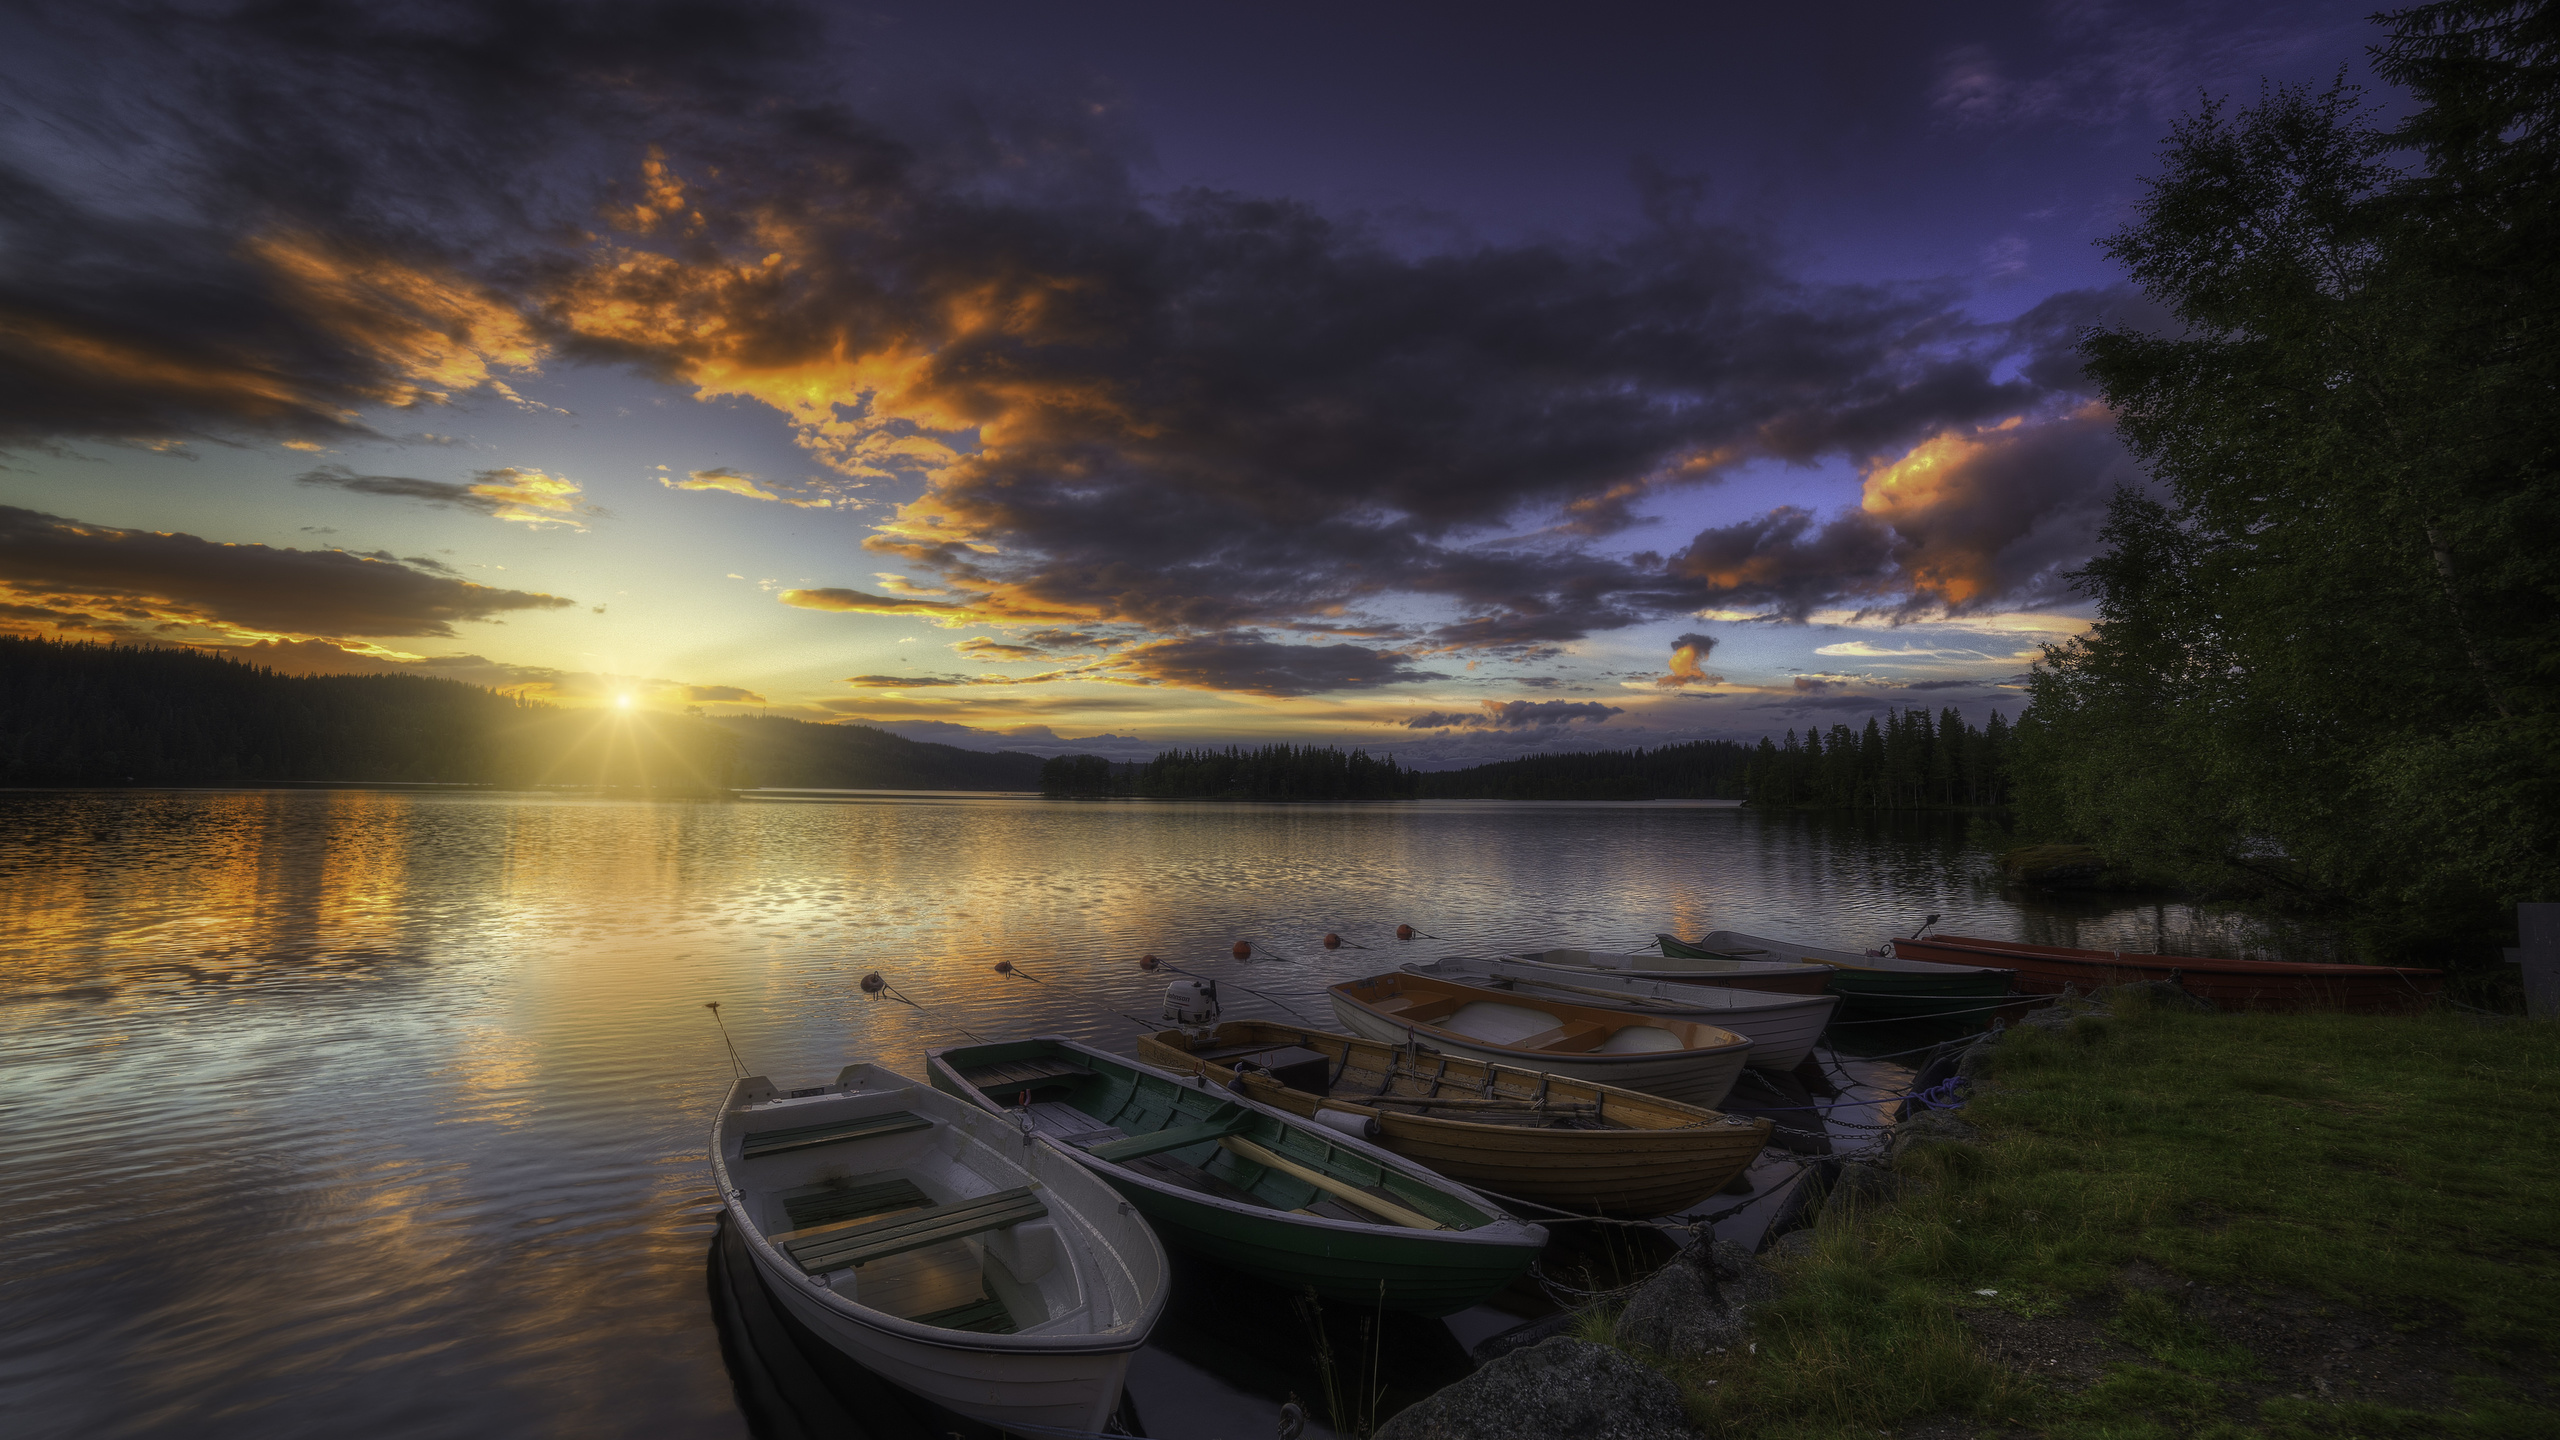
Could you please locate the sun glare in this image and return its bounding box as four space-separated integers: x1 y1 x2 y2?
614 694 634 710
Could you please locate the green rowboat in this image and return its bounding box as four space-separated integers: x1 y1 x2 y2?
1660 929 2015 1019
925 1037 1546 1315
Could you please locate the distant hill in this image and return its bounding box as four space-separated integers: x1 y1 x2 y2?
0 637 1042 792
1416 739 1755 800
712 714 1043 791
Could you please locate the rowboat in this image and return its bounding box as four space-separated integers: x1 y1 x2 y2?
1664 929 2015 1018
710 1062 1167 1435
1328 971 1755 1106
924 1037 1546 1316
1888 934 2444 1013
1407 955 1837 1069
1136 1020 1771 1217
1510 945 1834 995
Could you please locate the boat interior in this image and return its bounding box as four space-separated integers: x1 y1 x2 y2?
726 1070 1096 1338
941 1043 1492 1233
1144 1024 1678 1132
1338 976 1709 1055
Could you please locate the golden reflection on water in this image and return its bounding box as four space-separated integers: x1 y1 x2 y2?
0 789 2310 1440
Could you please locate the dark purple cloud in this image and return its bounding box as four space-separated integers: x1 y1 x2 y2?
0 0 2170 692
0 503 573 638
1405 700 1624 731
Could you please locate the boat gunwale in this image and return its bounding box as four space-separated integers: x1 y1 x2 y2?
1134 1022 1757 1136
709 1074 1164 1358
1329 974 1754 1066
1415 956 1843 1019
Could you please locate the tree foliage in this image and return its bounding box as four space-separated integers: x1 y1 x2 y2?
1743 707 2014 811
1415 739 1756 800
2017 2 2560 944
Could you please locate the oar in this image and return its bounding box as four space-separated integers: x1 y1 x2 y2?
1219 1135 1447 1230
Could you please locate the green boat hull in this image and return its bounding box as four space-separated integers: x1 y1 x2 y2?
1095 1174 1538 1315
927 1038 1542 1316
1659 934 2012 1017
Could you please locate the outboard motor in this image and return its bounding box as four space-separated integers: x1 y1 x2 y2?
1162 977 1221 1028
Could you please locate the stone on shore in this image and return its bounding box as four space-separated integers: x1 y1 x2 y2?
1615 1254 1745 1358
1374 1337 1698 1440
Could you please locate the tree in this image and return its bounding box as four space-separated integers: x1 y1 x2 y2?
2021 2 2560 944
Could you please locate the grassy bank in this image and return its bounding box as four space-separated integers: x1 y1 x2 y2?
1607 998 2559 1438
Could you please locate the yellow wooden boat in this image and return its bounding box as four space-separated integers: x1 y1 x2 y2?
1136 1021 1770 1218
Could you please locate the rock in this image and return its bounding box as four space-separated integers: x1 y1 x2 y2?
1767 1229 1818 1261
1888 1107 1978 1162
1615 1255 1745 1358
1375 1337 1698 1440
1701 1237 1782 1306
1469 1310 1579 1368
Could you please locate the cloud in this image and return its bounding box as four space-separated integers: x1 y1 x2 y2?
953 637 1049 661
683 683 767 703
660 466 834 508
297 464 598 527
1405 700 1624 731
1 0 2148 665
1662 404 2140 620
1101 635 1438 697
0 504 574 640
1655 631 1723 689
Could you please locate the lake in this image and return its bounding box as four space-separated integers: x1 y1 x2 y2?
0 789 2284 1439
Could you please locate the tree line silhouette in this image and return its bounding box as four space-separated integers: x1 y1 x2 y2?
1743 707 2017 811
0 638 1041 792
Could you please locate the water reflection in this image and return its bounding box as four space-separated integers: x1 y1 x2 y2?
0 790 2320 1439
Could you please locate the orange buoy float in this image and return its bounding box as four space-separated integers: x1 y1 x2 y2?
1322 933 1342 949
1138 953 1161 971
994 960 1015 975
1396 924 1415 940
860 972 886 994
1231 940 1252 959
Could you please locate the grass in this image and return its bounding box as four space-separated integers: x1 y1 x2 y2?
1606 995 2560 1438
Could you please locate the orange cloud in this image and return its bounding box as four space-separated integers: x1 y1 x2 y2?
659 466 836 508
1654 631 1725 689
465 468 594 527
251 233 546 409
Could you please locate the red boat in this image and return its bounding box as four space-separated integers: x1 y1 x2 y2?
1887 934 2442 1014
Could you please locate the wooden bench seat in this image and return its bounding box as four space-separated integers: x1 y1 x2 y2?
1078 1112 1254 1164
784 1185 1049 1274
741 1111 931 1160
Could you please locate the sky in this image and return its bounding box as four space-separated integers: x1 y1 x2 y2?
0 0 2386 765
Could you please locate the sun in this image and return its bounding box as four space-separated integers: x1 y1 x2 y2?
615 693 634 710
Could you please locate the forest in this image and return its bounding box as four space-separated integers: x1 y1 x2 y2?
1041 745 1418 800
1417 739 1755 800
2004 4 2559 954
1743 707 2015 811
0 638 1042 792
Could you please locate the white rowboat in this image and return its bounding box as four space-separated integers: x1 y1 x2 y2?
1328 971 1754 1107
1411 955 1837 1070
710 1063 1167 1434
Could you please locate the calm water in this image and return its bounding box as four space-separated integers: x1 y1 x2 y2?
0 789 2284 1440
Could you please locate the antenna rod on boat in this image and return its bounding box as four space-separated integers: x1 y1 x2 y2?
703 1001 747 1078
1910 913 1941 940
